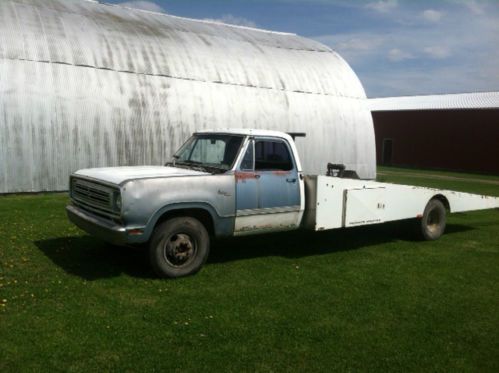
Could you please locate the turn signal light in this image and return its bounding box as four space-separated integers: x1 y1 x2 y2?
128 229 144 236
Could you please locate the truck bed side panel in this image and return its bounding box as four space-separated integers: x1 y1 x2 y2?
306 176 499 231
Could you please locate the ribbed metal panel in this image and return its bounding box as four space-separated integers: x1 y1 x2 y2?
0 0 375 193
369 92 499 112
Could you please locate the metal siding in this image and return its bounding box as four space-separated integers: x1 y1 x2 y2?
0 0 375 193
369 92 499 111
373 109 499 174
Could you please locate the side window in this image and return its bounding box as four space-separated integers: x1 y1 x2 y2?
240 141 254 170
255 140 294 171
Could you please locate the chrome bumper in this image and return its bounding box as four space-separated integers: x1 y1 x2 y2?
66 205 128 245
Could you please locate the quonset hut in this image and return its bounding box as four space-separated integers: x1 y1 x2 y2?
0 0 375 193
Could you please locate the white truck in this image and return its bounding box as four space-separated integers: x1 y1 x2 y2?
67 129 499 278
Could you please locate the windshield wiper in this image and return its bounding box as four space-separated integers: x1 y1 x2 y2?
172 161 227 174
201 165 228 174
174 161 209 172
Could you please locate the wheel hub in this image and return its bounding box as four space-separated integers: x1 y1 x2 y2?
164 233 195 267
427 208 441 233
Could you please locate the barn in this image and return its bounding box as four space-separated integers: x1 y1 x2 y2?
369 92 499 175
0 0 375 194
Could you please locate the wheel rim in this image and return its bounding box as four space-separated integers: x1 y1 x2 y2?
163 233 197 267
426 208 442 233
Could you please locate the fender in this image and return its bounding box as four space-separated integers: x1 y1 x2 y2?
142 202 235 241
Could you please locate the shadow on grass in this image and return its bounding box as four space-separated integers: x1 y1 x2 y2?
35 222 473 280
208 221 473 264
35 236 154 281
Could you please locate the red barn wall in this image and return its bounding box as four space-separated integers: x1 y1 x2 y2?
372 109 499 174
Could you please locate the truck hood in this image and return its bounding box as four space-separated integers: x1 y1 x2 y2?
74 166 209 186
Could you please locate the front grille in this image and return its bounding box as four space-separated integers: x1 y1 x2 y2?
71 178 119 219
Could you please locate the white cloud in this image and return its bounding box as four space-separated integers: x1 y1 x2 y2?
334 36 384 53
315 33 386 63
117 1 166 13
312 1 499 97
388 48 413 62
422 9 443 22
365 0 398 14
204 14 257 28
464 0 485 15
423 46 451 59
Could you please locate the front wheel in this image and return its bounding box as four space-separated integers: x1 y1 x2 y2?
149 217 210 278
419 199 447 241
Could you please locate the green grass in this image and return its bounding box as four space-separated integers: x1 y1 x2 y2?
1 169 499 372
378 166 499 182
378 166 499 196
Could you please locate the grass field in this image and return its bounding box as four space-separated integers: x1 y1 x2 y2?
1 168 498 372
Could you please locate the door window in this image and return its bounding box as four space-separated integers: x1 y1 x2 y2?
255 140 293 171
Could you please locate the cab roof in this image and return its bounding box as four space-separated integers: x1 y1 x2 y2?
195 129 295 142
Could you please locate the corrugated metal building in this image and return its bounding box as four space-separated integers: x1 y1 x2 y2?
0 0 375 194
369 92 499 174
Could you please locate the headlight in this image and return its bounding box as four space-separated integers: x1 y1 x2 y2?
114 193 122 211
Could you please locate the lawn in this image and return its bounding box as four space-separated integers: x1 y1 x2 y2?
1 168 498 372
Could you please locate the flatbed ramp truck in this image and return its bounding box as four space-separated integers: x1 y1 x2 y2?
67 129 499 278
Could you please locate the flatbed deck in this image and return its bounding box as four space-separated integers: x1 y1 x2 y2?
304 175 499 231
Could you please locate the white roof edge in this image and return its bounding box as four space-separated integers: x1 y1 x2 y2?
97 1 297 36
368 91 499 111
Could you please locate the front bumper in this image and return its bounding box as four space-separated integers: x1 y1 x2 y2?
66 205 128 245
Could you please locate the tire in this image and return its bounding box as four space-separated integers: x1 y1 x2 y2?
149 217 210 278
419 199 446 241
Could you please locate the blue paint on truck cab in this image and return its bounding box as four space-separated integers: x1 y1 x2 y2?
234 136 302 234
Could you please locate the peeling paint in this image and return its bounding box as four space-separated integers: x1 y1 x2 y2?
235 171 259 182
272 170 291 176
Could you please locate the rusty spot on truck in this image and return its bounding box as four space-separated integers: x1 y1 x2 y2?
235 172 259 182
238 223 296 232
272 170 291 176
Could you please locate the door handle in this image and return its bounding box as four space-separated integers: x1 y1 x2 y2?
255 174 261 179
286 178 297 183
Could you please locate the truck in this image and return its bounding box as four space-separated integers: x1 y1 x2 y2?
67 129 499 278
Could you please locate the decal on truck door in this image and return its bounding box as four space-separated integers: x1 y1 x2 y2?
234 138 301 235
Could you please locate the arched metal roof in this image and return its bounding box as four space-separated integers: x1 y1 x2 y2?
0 0 376 193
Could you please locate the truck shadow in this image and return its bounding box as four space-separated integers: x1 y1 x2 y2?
208 221 473 264
35 222 472 280
35 236 154 280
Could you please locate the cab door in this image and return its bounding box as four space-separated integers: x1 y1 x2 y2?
234 137 301 235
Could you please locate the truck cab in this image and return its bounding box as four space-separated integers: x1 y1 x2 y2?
67 129 306 277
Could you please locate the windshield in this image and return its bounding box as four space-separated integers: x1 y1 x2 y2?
173 134 244 171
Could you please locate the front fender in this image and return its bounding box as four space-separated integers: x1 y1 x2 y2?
143 202 235 242
120 175 236 242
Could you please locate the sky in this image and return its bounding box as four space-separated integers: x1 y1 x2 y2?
107 0 499 98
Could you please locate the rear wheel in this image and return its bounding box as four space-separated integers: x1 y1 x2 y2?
419 199 446 241
149 217 210 278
